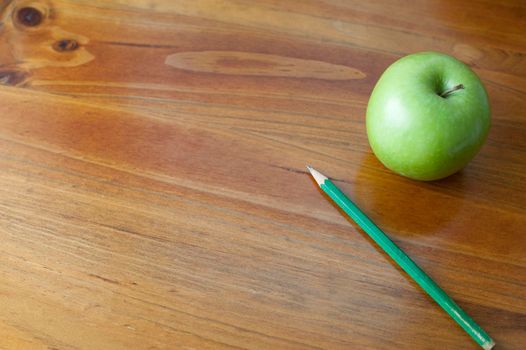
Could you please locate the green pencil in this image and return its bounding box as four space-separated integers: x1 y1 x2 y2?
307 166 495 350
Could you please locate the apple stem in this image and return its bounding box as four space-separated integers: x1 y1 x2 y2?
440 84 464 98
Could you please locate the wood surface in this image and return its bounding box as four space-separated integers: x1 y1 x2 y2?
0 0 525 349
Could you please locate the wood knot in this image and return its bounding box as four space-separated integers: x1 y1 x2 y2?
16 7 43 27
53 39 79 52
0 69 29 86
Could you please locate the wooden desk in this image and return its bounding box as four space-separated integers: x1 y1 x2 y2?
0 1 524 349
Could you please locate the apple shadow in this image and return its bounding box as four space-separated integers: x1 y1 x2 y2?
339 152 465 239
312 152 469 305
307 151 476 301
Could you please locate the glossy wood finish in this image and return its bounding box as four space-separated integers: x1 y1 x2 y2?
0 1 525 349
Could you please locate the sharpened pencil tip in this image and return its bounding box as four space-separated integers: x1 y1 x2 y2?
306 165 328 186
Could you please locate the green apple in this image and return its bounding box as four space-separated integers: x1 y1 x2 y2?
366 52 490 181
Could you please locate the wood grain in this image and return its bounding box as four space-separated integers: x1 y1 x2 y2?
0 0 525 349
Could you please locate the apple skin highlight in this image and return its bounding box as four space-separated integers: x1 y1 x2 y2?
366 51 491 181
